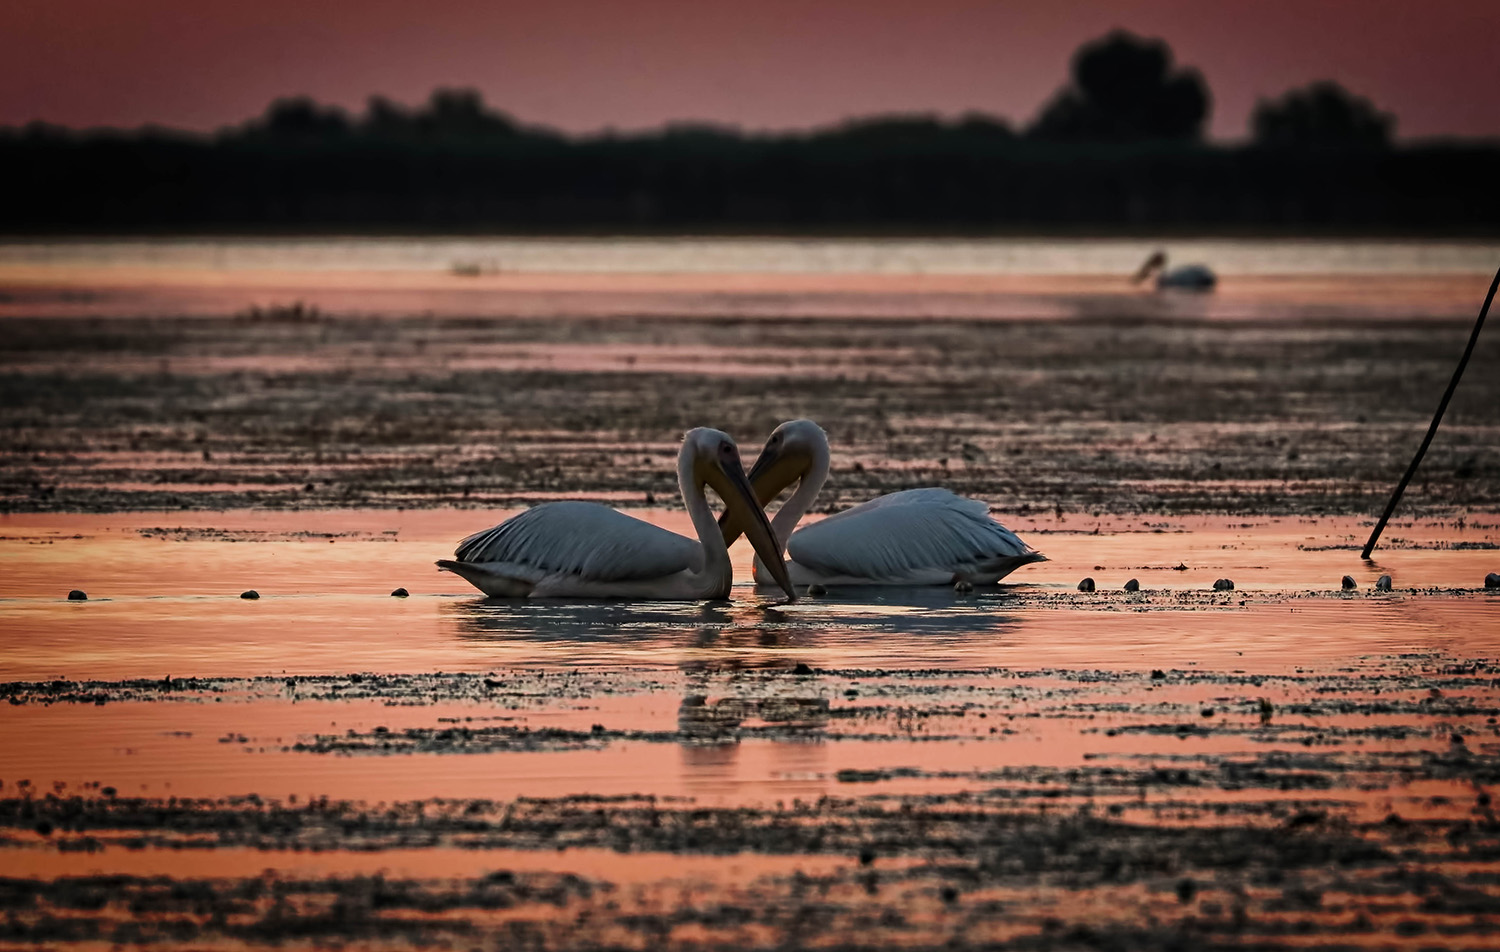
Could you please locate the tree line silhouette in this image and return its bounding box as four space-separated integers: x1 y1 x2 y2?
3 31 1493 233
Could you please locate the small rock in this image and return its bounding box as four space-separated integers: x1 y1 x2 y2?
791 662 813 675
953 579 973 594
240 590 260 600
66 590 87 601
1486 573 1500 589
1213 578 1234 591
1376 575 1392 591
390 587 410 597
806 583 827 597
1150 669 1166 680
1123 578 1139 592
1341 575 1357 591
644 491 655 504
1077 577 1095 592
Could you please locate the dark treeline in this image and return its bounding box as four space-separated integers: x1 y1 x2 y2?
4 32 1496 234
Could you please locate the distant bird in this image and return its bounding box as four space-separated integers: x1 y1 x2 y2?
1132 250 1216 291
720 420 1045 587
438 428 794 600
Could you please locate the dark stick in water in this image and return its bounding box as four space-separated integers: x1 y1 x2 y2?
1362 262 1499 559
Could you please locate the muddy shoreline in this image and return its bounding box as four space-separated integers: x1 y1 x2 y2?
6 654 1500 949
4 313 1498 516
5 306 1500 949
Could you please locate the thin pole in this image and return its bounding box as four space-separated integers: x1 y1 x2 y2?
1362 262 1500 559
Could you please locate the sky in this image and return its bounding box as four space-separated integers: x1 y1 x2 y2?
2 0 1497 141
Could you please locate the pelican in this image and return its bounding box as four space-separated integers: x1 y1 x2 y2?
1132 250 1216 291
438 428 795 600
720 420 1045 587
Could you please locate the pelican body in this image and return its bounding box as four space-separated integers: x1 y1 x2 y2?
1132 250 1216 291
720 420 1045 588
439 428 795 600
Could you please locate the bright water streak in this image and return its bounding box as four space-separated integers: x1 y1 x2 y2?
2 236 1496 320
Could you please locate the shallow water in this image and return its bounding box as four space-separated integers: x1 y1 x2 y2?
5 235 1500 946
3 509 1499 948
3 510 1497 680
3 510 1497 804
2 235 1496 320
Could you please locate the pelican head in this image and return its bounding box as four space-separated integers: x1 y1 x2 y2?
1132 249 1168 284
742 419 829 504
717 419 831 553
683 427 797 600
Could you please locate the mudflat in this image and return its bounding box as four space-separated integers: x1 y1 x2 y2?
3 311 1497 515
3 303 1500 950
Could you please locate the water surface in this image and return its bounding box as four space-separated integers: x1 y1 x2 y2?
2 236 1494 319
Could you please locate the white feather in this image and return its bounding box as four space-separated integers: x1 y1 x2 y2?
787 488 1039 584
454 502 703 583
441 427 798 601
1157 263 1216 289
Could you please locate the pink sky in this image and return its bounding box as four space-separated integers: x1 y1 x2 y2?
3 0 1496 140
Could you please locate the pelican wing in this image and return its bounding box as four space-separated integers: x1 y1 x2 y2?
455 502 702 582
787 488 1036 581
1160 264 1216 289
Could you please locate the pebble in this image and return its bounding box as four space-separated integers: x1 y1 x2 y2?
791 662 813 675
1212 578 1234 591
1077 577 1095 592
240 590 260 600
806 583 827 597
953 579 973 594
66 590 87 601
390 588 410 598
1122 578 1140 592
1487 573 1500 589
1341 575 1357 591
1376 575 1392 591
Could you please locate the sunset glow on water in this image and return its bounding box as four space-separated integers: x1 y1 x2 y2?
3 236 1496 320
3 236 1498 949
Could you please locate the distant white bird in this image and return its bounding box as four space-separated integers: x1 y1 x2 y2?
1132 250 1216 291
438 428 795 600
720 420 1045 588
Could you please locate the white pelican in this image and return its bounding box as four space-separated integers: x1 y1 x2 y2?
720 420 1045 588
1132 250 1216 291
438 428 795 600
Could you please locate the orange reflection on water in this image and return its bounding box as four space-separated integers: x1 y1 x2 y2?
9 843 856 886
1 510 1498 683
